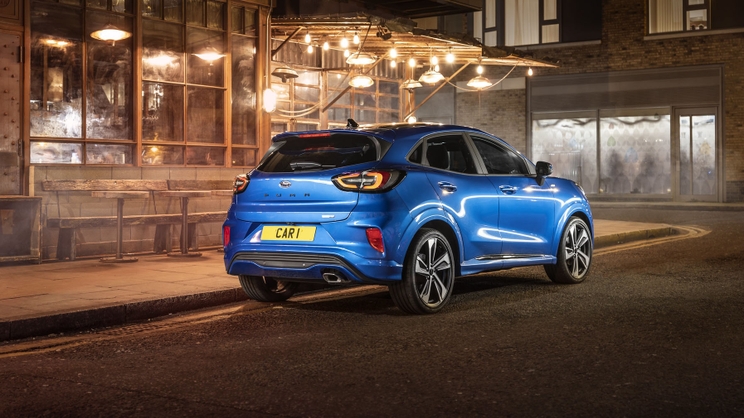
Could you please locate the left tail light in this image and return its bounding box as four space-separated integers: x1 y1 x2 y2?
233 174 249 194
332 169 404 192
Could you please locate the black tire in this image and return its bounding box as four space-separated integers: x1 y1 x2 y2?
544 216 592 284
390 228 455 314
238 275 299 302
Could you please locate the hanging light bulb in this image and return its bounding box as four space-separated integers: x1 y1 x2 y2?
477 65 484 75
304 32 311 44
446 49 455 63
528 67 534 76
408 57 416 68
307 44 313 53
434 64 440 72
389 47 397 59
430 55 438 65
340 36 349 49
353 32 360 44
323 41 329 50
390 60 397 68
344 49 350 58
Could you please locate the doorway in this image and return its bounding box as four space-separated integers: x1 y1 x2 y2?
673 108 719 202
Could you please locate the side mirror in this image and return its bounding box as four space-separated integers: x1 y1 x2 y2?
535 161 552 186
536 161 553 176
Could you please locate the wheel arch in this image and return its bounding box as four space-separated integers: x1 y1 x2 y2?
552 204 594 256
394 212 464 278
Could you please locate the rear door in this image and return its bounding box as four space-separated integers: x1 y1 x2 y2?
421 133 503 262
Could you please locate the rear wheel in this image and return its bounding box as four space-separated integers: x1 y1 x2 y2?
544 216 592 284
390 229 455 314
238 275 299 302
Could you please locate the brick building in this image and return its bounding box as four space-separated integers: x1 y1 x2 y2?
453 0 744 202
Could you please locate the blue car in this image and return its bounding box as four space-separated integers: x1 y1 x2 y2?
223 122 593 314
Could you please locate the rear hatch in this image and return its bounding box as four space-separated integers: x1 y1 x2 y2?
233 132 388 224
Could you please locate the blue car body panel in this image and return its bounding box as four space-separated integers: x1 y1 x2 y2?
223 124 593 284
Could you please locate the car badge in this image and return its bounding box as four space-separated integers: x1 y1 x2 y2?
279 180 292 188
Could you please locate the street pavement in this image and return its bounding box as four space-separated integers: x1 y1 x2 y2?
0 216 698 342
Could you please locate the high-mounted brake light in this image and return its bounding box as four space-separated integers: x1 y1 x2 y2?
332 170 404 192
298 132 332 138
233 174 249 194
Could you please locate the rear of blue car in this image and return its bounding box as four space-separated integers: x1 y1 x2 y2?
223 130 411 288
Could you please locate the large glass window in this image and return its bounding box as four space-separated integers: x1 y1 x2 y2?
30 1 134 165
141 0 227 166
532 111 671 196
649 0 709 34
230 5 258 166
599 112 671 195
532 115 598 193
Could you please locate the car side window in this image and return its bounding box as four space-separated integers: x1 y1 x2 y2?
472 137 527 175
424 135 477 174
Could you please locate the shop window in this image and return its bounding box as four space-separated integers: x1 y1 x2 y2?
231 8 257 149
599 113 671 195
532 115 598 193
649 0 709 34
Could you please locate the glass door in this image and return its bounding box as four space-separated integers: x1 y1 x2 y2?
674 108 718 201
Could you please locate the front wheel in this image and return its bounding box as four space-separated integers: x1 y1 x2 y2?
544 217 592 284
239 275 299 302
390 229 455 314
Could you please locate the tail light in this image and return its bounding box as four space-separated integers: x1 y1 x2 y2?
332 170 404 192
233 174 249 194
366 227 384 253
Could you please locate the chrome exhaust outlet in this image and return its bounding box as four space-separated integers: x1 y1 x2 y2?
322 270 350 284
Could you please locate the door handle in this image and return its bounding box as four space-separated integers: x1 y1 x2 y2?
499 185 518 194
438 181 457 193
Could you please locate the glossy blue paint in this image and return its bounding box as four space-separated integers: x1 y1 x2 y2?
223 123 593 285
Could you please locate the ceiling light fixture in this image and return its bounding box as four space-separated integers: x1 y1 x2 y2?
401 79 422 90
467 75 493 89
346 52 377 66
271 65 299 83
349 74 374 88
90 23 131 46
419 69 444 84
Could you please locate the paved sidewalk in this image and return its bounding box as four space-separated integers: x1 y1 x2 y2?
0 219 676 342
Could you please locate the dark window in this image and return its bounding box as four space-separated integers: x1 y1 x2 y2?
472 137 527 175
561 0 602 42
258 134 382 173
423 135 477 174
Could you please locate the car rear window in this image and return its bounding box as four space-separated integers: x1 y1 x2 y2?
257 133 385 173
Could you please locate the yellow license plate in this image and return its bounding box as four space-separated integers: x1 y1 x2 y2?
261 226 316 241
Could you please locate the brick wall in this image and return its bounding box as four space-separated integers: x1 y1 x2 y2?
456 87 527 153
457 0 744 201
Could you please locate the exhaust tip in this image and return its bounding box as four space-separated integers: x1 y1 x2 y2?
322 270 350 284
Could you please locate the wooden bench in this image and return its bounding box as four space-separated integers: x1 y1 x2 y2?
42 179 231 260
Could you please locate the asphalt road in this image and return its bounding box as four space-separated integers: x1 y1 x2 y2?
1 209 743 418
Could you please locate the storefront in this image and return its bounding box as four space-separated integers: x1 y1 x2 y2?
529 65 723 202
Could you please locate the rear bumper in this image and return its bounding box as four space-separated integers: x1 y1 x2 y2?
226 250 403 284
